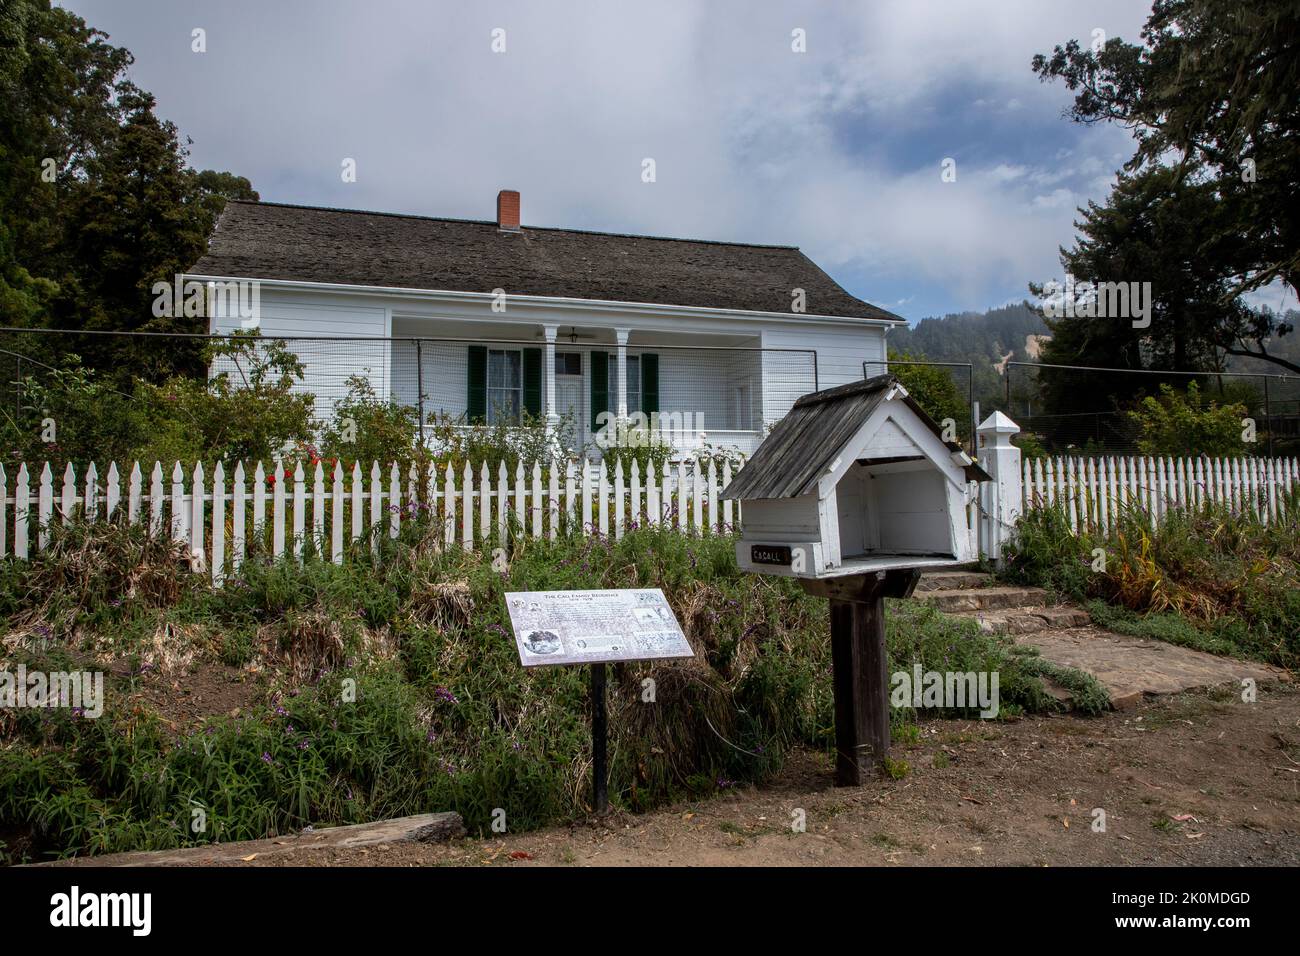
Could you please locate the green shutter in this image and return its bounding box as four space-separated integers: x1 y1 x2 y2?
641 352 659 416
590 350 608 431
523 347 542 417
467 346 487 423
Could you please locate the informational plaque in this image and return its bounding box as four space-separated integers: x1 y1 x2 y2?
504 588 694 667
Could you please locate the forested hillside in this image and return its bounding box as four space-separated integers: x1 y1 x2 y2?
887 302 1049 408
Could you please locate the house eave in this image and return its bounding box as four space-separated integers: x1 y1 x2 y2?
182 274 906 328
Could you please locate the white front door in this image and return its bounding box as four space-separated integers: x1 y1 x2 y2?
555 350 583 432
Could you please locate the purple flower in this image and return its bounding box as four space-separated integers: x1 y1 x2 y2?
261 752 274 764
434 686 459 704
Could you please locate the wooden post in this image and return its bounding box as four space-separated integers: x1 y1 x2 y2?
829 595 889 785
802 569 918 787
591 662 609 814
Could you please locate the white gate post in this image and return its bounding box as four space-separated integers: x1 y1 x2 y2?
977 411 1021 565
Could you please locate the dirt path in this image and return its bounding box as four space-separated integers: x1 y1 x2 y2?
184 681 1300 867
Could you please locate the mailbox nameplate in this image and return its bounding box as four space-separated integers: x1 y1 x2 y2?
751 544 793 566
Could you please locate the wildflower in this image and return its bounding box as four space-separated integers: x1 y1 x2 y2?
434 686 459 704
261 752 274 764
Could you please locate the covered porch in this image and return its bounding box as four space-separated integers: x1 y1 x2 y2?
388 318 817 459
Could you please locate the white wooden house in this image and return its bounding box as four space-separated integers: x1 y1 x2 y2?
188 190 903 458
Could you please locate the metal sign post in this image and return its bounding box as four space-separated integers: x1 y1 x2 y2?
590 662 608 814
503 588 693 815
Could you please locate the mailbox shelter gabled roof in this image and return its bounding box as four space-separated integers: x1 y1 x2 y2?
722 374 987 501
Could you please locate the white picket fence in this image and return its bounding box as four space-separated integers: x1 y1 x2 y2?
1020 455 1300 535
0 458 738 584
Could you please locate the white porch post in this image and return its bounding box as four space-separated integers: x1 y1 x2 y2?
542 324 558 430
976 411 1021 566
615 328 629 424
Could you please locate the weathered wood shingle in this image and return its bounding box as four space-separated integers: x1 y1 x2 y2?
188 201 902 322
722 375 963 501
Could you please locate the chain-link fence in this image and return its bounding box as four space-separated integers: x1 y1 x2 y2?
858 354 1300 457
1004 361 1300 456
0 327 817 462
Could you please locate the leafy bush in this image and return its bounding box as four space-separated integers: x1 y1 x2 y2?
425 409 576 476
888 349 969 443
0 334 316 468
0 363 142 467
1125 381 1247 456
131 335 316 465
1004 499 1300 667
318 375 421 469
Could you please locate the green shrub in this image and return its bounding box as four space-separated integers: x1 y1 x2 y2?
1125 382 1248 456
1004 499 1300 667
0 521 1087 861
318 375 420 469
0 333 316 469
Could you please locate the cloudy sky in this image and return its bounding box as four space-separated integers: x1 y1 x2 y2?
63 0 1155 322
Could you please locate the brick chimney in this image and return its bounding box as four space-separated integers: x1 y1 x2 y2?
496 189 520 231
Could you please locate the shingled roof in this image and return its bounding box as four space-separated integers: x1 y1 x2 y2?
721 375 986 501
188 201 901 322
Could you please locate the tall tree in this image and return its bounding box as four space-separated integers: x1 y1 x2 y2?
1033 0 1300 373
1032 166 1256 416
0 0 256 378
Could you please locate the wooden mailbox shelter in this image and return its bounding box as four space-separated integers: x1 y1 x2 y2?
722 374 990 785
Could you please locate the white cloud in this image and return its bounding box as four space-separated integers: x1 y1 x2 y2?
63 0 1152 314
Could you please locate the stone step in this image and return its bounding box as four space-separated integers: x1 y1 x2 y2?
949 606 1092 635
919 585 1051 612
915 571 994 592
1014 627 1288 711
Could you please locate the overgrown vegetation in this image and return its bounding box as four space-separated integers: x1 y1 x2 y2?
1125 382 1248 456
0 518 1088 862
2 335 316 468
1003 497 1300 668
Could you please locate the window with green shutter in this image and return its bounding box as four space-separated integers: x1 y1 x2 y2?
640 352 659 417
589 350 608 431
522 347 542 417
467 346 487 423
